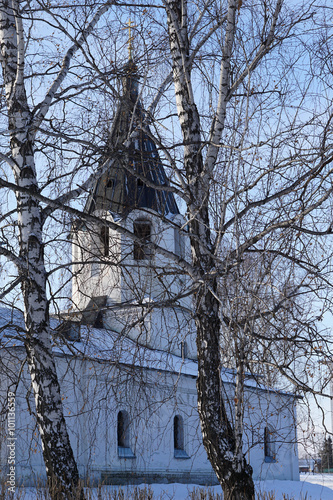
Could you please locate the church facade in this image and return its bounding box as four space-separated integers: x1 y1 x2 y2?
0 319 300 485
0 61 299 487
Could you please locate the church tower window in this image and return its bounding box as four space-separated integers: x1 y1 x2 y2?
133 221 151 260
100 226 109 257
174 228 185 258
105 178 114 198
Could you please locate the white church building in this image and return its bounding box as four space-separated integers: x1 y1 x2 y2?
0 60 299 487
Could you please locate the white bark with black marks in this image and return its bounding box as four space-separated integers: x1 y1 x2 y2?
0 1 113 497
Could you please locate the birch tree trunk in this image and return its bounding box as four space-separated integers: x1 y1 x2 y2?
0 1 112 497
0 2 82 498
165 0 254 497
165 0 284 497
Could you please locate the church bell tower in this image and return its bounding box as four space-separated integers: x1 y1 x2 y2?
70 59 196 360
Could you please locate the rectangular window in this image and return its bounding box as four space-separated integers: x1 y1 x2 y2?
181 341 187 360
174 228 185 258
133 222 151 260
264 426 276 462
174 414 190 459
117 410 135 458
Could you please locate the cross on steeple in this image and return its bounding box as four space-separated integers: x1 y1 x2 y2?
126 19 136 59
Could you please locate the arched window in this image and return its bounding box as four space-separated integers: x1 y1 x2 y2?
133 220 151 260
264 426 276 462
117 410 130 448
174 415 189 458
105 178 115 202
174 415 184 451
117 411 135 458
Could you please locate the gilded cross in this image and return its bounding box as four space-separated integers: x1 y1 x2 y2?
126 19 136 59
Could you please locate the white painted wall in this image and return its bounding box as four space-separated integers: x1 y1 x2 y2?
71 209 197 359
0 343 299 486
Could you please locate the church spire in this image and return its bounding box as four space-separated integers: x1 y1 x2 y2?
84 59 179 217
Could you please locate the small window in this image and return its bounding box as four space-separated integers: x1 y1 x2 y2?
118 410 130 448
174 415 189 458
117 411 135 459
137 179 145 203
181 341 187 360
174 415 184 450
100 226 109 257
133 221 151 260
105 178 115 201
174 228 185 258
264 426 276 462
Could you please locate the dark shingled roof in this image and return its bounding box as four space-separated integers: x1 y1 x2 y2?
84 60 179 217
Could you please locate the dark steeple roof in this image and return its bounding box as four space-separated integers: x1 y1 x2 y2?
85 60 179 217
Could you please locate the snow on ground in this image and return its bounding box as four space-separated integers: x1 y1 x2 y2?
147 477 333 499
9 475 333 499
255 474 333 500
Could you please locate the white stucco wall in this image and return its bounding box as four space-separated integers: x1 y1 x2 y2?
0 340 299 487
71 209 197 359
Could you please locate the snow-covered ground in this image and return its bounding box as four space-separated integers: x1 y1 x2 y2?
147 476 333 499
8 475 333 499
136 477 333 499
255 474 333 500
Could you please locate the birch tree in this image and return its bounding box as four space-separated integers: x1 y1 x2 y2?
162 1 333 499
0 1 116 497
